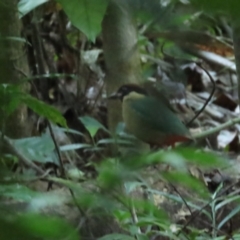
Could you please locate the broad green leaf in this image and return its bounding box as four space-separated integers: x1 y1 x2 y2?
0 184 38 201
0 217 34 240
162 171 209 197
5 97 21 116
17 214 79 240
57 0 109 41
124 181 142 194
149 189 211 219
99 234 135 240
79 116 109 138
27 191 72 212
97 159 128 189
21 95 66 127
175 148 228 168
58 127 84 136
12 133 59 165
18 0 49 18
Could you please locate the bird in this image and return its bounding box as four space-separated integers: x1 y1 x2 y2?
108 84 191 147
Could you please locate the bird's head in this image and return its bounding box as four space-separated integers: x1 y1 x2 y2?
108 84 147 101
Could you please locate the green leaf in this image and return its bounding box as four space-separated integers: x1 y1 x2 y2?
97 138 135 146
0 36 30 45
18 0 49 18
12 133 59 165
27 191 72 212
97 159 132 190
57 0 109 41
5 97 21 116
0 217 34 240
60 143 92 151
79 116 109 138
17 214 79 240
0 84 22 117
0 184 38 201
175 148 228 168
99 234 135 240
66 168 85 181
191 0 240 18
162 171 209 197
21 95 67 127
218 205 240 230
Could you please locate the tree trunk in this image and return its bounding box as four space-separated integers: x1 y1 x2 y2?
102 0 142 133
0 0 30 139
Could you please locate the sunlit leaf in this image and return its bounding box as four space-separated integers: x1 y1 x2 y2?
97 138 135 146
66 168 85 181
21 95 67 127
60 143 92 151
57 0 109 41
18 0 49 18
79 116 109 138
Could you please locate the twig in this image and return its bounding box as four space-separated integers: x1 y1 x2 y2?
169 183 192 215
15 62 66 178
160 44 215 126
2 132 44 175
187 64 215 126
181 47 236 73
47 122 65 177
193 116 240 139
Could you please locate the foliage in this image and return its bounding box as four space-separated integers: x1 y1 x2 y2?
18 0 49 18
57 0 109 42
1 0 240 239
0 84 66 127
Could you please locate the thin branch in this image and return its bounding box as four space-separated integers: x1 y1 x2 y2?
187 64 215 126
160 44 215 126
2 132 44 175
170 183 192 215
193 116 240 139
47 122 65 177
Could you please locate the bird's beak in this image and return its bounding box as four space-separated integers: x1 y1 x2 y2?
108 92 121 99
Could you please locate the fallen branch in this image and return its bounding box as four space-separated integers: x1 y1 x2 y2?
193 116 240 139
